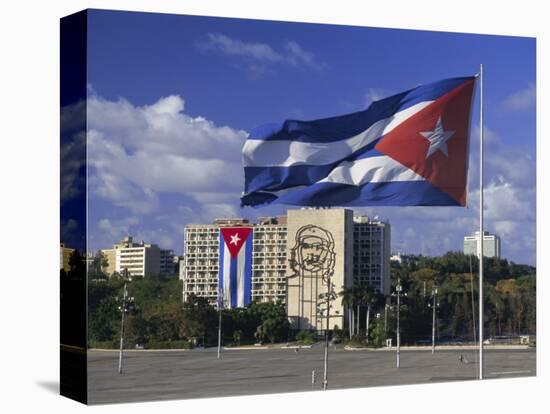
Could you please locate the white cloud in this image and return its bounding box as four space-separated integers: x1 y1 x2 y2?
468 124 535 189
87 93 248 215
91 217 140 251
82 91 252 252
201 33 325 73
60 100 87 203
92 216 176 253
363 87 392 107
502 83 535 110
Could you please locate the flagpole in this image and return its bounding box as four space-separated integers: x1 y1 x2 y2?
217 288 223 359
478 63 484 380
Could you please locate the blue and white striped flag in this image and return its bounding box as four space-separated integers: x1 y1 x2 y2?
218 227 253 308
241 76 476 207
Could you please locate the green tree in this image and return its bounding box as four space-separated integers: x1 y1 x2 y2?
179 294 217 344
88 296 118 342
89 250 109 279
246 301 290 343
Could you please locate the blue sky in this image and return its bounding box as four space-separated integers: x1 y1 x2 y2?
82 9 536 264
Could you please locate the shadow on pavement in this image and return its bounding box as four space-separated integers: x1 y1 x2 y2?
36 380 59 395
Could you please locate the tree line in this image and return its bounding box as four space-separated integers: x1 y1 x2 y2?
84 250 536 349
88 273 290 349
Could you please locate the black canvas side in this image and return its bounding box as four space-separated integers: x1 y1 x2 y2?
60 9 88 405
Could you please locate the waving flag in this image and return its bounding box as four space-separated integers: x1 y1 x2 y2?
218 227 253 308
241 76 476 207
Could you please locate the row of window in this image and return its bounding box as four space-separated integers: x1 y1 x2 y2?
252 249 286 254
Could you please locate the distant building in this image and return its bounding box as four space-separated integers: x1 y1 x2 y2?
160 249 181 276
101 236 162 277
464 231 501 258
60 243 75 272
390 252 403 264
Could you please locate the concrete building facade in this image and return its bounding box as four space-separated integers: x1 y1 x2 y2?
286 208 354 331
160 249 180 276
101 236 161 277
60 243 75 272
353 216 391 295
464 231 501 258
182 217 288 305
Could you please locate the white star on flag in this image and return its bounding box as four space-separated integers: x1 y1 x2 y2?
229 233 241 245
420 116 455 158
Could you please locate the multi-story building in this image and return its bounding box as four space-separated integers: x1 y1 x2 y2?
101 236 161 277
286 208 354 331
179 255 185 280
60 243 75 272
182 217 287 305
252 216 288 303
464 231 501 258
353 215 391 295
181 208 391 332
160 249 180 276
183 222 225 302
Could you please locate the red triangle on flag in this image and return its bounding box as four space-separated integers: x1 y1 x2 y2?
220 227 252 258
375 79 475 206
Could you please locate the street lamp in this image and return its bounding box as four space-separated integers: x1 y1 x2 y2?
117 268 135 374
384 303 389 338
391 278 407 368
217 288 225 360
427 287 440 355
316 279 336 391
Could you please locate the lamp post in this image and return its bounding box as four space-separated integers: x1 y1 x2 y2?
384 303 389 337
323 278 331 390
427 287 439 355
217 288 224 360
392 278 406 368
118 268 134 374
317 278 335 391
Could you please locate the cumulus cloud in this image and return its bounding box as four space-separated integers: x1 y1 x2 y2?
200 33 326 73
502 83 536 110
60 100 87 204
91 216 177 252
363 87 392 107
87 93 248 215
83 91 250 251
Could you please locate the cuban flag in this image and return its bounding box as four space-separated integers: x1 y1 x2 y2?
241 76 476 207
218 227 253 309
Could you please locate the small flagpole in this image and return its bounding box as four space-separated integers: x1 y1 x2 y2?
217 288 223 359
478 63 484 380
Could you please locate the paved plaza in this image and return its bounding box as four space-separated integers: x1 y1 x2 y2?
88 345 536 404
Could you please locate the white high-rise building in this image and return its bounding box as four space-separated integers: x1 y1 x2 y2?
182 217 288 305
463 231 501 258
101 236 161 277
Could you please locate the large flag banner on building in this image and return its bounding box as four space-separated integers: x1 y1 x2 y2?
218 227 253 308
241 76 476 207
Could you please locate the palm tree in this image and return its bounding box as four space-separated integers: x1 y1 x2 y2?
357 283 376 343
339 285 359 339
